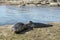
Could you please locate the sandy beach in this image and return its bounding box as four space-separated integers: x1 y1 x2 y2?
0 22 60 40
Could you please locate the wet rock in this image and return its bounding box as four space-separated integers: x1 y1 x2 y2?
49 3 58 7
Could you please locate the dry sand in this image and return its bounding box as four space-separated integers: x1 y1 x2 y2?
0 22 60 40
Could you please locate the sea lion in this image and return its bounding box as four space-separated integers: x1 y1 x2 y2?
12 22 31 33
12 22 24 33
27 21 53 28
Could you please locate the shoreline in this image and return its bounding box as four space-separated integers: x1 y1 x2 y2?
0 22 60 27
0 22 60 40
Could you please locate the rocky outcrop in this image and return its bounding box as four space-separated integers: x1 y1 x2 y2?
0 0 60 6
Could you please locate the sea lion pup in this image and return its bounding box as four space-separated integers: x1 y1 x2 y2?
12 22 24 33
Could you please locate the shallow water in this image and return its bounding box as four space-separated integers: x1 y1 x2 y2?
0 5 60 25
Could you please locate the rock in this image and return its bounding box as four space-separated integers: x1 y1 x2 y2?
26 4 36 6
49 3 58 6
41 1 46 5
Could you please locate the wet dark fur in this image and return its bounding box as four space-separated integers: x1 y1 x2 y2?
12 21 53 34
27 21 53 28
